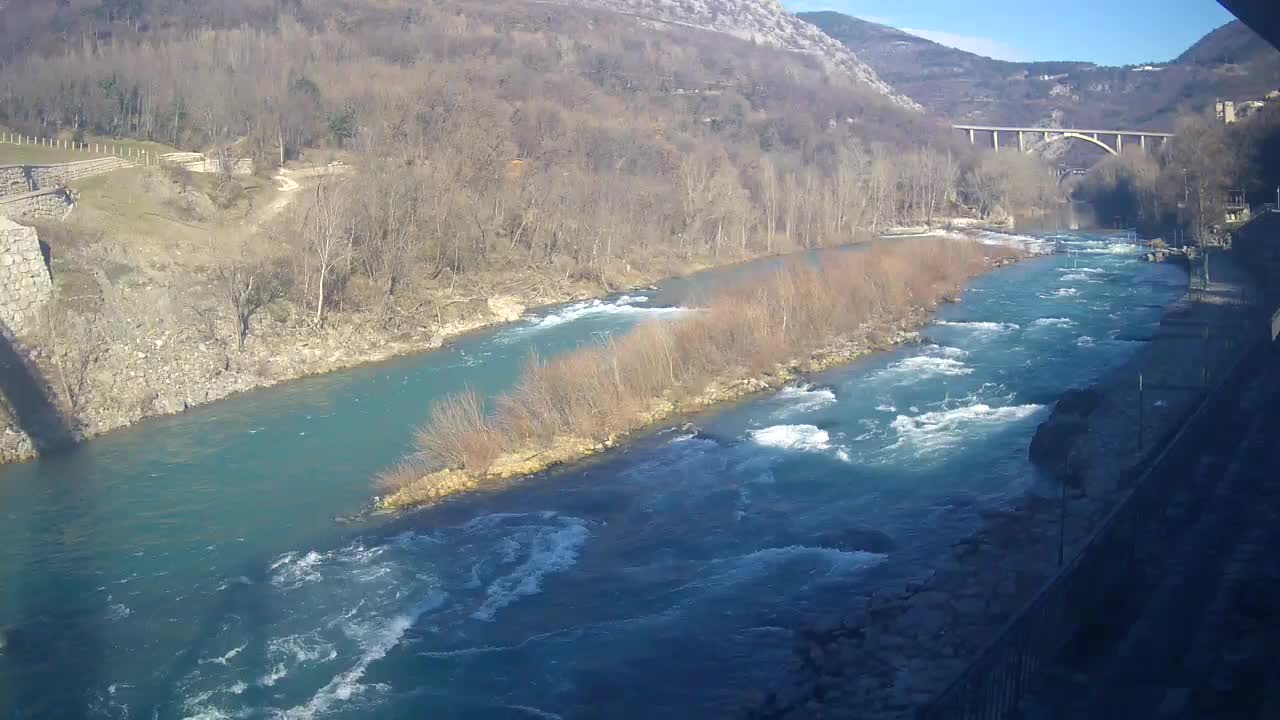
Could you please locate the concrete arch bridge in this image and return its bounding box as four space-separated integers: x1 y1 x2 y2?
954 125 1175 156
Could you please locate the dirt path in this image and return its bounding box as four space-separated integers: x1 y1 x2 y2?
246 162 349 232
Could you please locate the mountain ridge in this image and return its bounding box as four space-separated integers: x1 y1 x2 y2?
545 0 923 110
802 11 1280 131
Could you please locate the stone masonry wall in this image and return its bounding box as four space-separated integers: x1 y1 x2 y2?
28 157 134 187
0 216 52 336
0 166 32 197
158 153 255 176
0 189 74 223
0 158 134 199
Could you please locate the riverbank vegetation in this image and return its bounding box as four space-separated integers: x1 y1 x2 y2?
0 0 1063 463
379 237 1019 507
1073 106 1280 243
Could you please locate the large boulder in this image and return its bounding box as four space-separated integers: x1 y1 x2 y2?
1029 388 1101 472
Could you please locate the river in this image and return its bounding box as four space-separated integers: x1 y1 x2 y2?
0 232 1186 720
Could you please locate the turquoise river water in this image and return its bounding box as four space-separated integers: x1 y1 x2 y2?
0 232 1186 719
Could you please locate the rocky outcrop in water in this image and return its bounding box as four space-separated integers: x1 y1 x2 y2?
1029 388 1102 474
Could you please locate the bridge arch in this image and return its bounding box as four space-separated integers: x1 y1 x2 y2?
1051 132 1119 156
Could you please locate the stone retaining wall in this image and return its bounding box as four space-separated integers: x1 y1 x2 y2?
0 217 52 335
0 158 135 199
158 152 255 176
0 166 32 197
0 188 74 222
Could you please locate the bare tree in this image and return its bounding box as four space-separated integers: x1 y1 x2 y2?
218 243 288 351
300 180 354 327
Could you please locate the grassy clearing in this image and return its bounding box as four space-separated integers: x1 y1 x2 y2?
379 238 1021 507
0 134 176 166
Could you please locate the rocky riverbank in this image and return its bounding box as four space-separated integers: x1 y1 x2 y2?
750 249 1262 719
0 283 621 465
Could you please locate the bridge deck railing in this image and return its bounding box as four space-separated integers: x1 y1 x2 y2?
952 124 1174 137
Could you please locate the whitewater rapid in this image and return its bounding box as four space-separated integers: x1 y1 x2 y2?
0 232 1189 720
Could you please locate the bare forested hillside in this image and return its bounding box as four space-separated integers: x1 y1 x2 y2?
0 0 1060 459
1 0 1056 300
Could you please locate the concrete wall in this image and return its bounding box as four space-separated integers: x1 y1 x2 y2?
0 217 52 335
0 188 74 222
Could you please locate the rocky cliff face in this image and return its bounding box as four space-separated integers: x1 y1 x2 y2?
548 0 921 111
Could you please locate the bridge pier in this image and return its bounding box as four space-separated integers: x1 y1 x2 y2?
993 130 999 153
1117 134 1123 154
969 128 975 145
1141 135 1146 151
1018 131 1025 153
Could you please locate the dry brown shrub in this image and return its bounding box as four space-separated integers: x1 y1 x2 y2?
375 457 429 492
410 238 1013 474
415 388 506 471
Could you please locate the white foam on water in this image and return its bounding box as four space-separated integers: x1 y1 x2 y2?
775 384 837 415
180 708 232 720
259 664 288 688
270 550 326 589
1073 241 1144 255
268 632 338 668
200 643 248 667
462 510 559 533
180 691 233 720
875 404 897 413
471 517 591 622
1031 317 1076 328
916 228 1053 255
1040 288 1080 299
746 424 845 461
880 355 973 379
710 546 888 587
1076 336 1096 347
974 230 1055 255
923 344 969 358
889 403 1045 455
107 603 131 621
284 591 448 720
1059 272 1089 281
936 320 1020 334
503 704 565 719
499 296 689 340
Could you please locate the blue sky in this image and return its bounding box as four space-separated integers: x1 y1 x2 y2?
784 1 1238 65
